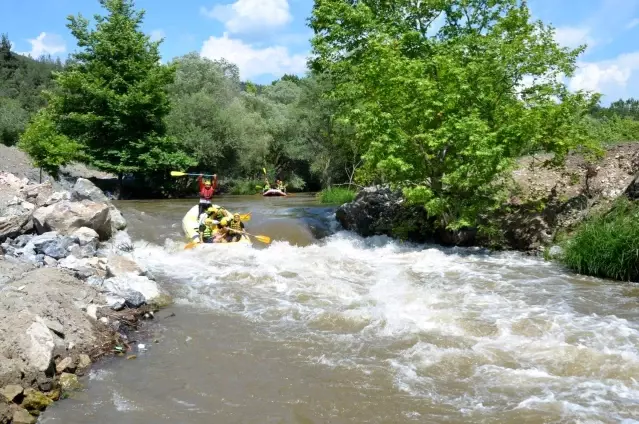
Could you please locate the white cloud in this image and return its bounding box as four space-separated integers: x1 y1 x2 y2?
200 0 292 34
626 18 639 29
150 29 165 42
569 52 639 98
20 32 66 58
200 33 306 79
554 26 595 49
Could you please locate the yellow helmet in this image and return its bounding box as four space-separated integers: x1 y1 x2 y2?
220 218 229 226
233 212 240 219
204 180 211 186
205 218 213 225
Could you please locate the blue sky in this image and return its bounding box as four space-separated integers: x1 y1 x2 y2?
1 0 639 102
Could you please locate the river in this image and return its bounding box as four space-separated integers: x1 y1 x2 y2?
40 195 639 423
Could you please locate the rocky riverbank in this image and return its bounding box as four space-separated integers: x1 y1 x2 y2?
336 142 639 252
0 172 171 424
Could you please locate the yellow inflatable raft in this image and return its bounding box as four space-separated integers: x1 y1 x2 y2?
182 205 251 246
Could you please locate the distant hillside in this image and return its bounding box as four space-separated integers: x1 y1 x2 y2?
0 33 64 146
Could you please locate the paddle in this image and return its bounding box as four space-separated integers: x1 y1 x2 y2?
171 171 216 177
231 229 271 244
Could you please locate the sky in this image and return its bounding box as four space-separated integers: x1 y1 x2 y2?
1 0 639 103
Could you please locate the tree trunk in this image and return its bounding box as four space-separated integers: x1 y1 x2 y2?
117 172 123 200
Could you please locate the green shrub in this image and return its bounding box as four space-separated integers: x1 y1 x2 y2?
226 178 264 195
317 187 356 204
562 198 639 281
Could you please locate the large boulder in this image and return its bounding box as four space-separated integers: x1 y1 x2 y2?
0 202 34 243
72 178 127 232
32 201 112 240
20 320 55 372
72 178 109 203
625 173 639 200
106 255 143 278
101 275 162 305
336 186 436 242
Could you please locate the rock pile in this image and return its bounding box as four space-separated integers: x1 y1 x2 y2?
0 173 171 423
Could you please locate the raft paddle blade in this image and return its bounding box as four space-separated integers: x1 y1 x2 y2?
171 171 186 177
240 213 251 221
184 241 198 250
253 234 271 244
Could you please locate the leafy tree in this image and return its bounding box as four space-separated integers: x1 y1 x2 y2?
43 0 193 192
310 0 600 228
0 97 29 145
166 53 243 174
18 109 81 179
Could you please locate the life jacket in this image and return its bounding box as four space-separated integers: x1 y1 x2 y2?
200 186 214 201
230 219 242 231
202 225 214 238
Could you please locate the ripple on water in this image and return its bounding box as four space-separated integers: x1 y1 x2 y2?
131 232 639 422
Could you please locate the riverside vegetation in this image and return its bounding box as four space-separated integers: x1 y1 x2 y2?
1 0 639 281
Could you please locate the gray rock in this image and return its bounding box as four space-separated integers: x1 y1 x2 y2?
10 234 34 248
625 173 639 200
43 256 58 267
105 294 126 311
0 384 23 403
59 372 82 391
109 207 127 232
106 255 142 278
56 357 76 374
122 290 146 308
76 354 91 376
33 200 112 240
69 243 97 259
22 320 55 372
86 276 104 287
72 227 99 247
72 178 109 203
12 408 36 424
43 190 71 206
57 256 99 279
0 205 33 243
102 275 162 304
36 316 64 338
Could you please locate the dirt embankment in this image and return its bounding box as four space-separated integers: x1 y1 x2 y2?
336 142 639 251
0 170 171 424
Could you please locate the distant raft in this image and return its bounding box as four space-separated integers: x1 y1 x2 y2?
182 205 251 246
262 189 287 197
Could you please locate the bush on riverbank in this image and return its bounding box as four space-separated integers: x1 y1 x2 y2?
226 178 264 195
317 187 356 204
562 198 639 281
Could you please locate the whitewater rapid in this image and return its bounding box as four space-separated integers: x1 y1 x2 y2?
124 231 639 422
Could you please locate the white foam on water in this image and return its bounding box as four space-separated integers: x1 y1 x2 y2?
132 231 639 422
112 390 142 412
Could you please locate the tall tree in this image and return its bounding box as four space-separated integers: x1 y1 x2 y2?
43 0 192 192
310 0 599 229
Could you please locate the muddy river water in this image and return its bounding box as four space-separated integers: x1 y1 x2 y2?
40 195 639 423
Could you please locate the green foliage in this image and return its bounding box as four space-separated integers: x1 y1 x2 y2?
562 198 639 281
0 33 63 146
44 0 194 178
226 178 264 195
310 0 600 228
0 97 29 145
18 109 81 178
317 187 356 204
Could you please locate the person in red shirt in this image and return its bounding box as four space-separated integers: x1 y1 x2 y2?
197 173 217 216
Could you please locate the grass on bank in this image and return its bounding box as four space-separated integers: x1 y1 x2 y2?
317 187 357 204
562 198 639 281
